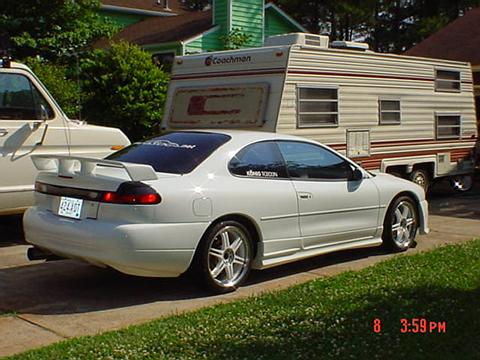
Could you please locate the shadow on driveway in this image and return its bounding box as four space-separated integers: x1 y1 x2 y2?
0 245 390 316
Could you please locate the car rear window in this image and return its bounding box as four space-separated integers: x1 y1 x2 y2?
107 132 231 174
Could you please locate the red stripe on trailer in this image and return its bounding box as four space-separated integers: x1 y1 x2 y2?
172 68 286 80
288 69 474 85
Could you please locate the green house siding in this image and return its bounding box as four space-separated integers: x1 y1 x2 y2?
264 8 298 38
214 0 229 35
99 9 145 28
231 0 264 47
144 42 183 55
185 28 223 54
101 0 305 56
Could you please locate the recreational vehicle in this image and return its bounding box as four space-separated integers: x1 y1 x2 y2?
161 33 478 192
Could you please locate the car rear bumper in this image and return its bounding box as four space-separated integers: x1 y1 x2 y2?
23 207 209 277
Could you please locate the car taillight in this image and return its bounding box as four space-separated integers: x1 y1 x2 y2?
100 181 161 205
35 181 48 193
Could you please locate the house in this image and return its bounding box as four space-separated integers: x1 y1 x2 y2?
97 0 306 64
405 7 480 118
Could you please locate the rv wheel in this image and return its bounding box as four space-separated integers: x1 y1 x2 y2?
410 169 429 192
450 174 474 193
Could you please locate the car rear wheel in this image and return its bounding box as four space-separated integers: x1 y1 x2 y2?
193 220 253 294
383 196 418 252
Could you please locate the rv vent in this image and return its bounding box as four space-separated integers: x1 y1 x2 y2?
264 33 329 48
330 41 369 51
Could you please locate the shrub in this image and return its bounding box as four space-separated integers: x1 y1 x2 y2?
80 42 170 141
24 57 82 119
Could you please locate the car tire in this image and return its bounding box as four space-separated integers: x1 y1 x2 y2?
409 169 429 192
450 174 474 193
193 220 253 294
382 196 419 252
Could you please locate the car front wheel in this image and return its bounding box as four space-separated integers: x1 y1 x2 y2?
383 196 419 252
193 220 253 294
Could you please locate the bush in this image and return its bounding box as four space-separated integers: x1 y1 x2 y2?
80 42 169 141
24 57 81 119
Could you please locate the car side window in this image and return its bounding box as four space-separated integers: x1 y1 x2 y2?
229 141 288 179
0 73 54 120
277 141 351 180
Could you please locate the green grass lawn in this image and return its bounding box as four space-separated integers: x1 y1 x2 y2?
7 240 480 360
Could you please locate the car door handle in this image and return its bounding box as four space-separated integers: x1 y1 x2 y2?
0 128 8 137
298 192 312 200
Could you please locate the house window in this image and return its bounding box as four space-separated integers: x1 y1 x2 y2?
473 71 480 85
436 114 461 139
435 69 461 92
475 96 480 120
297 87 338 128
379 99 401 124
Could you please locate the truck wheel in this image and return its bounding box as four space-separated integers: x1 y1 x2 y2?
409 169 429 192
193 220 253 294
382 196 419 252
450 174 474 193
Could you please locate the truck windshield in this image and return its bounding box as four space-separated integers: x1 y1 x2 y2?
107 131 231 174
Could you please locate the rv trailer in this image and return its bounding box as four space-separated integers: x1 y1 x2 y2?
161 33 478 191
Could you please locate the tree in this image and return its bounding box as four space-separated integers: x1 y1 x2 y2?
25 57 82 119
276 0 480 53
0 0 116 61
80 42 170 141
220 28 252 50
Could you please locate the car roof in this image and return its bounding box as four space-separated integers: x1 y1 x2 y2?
168 129 316 144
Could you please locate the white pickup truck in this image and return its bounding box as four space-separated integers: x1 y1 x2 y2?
0 57 130 215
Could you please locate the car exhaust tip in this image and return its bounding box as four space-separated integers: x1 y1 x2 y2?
27 247 64 262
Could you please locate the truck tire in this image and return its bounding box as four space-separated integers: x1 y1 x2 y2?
409 169 429 192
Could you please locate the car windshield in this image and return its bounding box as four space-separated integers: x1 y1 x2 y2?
107 131 231 174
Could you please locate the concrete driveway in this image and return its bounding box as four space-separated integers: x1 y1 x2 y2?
1 182 479 357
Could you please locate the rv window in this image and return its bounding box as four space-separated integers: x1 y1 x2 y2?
379 100 401 124
229 141 288 178
297 87 338 128
435 70 461 92
436 115 461 139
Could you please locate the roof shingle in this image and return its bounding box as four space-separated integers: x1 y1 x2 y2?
96 2 212 48
405 7 480 65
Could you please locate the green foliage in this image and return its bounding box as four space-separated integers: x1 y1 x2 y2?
275 0 480 53
0 0 117 61
80 42 169 141
24 57 81 119
8 239 480 359
220 28 253 50
184 0 210 11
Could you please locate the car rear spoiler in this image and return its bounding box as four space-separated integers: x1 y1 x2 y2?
31 155 158 181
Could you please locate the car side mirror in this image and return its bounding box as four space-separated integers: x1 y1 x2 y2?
349 168 363 181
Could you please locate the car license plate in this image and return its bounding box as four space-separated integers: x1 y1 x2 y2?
58 197 83 219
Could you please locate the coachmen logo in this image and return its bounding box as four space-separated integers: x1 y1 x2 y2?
204 55 252 66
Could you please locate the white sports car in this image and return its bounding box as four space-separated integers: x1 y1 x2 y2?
24 130 429 293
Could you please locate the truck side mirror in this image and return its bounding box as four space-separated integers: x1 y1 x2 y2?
40 104 49 121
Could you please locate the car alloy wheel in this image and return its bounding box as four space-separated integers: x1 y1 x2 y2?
450 174 474 193
194 220 253 293
383 196 418 252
